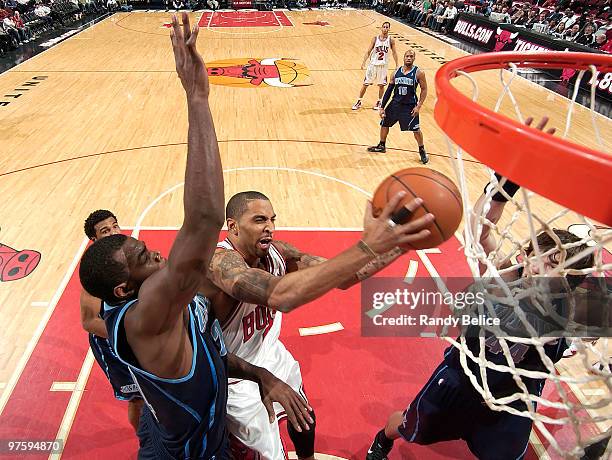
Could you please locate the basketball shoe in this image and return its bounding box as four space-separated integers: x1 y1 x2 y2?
366 430 393 460
419 146 429 164
367 142 386 153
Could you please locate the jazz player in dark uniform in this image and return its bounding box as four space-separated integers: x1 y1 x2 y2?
367 49 429 165
79 14 311 459
366 118 597 460
81 209 143 432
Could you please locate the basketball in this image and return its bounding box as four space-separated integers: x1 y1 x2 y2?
372 168 463 250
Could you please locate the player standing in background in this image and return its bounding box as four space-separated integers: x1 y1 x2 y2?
367 49 429 164
81 210 144 433
352 21 399 111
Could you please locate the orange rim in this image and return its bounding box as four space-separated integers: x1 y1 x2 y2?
434 52 612 226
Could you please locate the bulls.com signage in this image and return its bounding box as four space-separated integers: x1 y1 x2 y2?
450 13 612 99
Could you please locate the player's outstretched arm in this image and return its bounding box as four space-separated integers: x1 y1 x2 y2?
80 290 108 338
227 354 314 433
129 13 224 335
272 240 406 290
209 193 433 312
472 116 555 273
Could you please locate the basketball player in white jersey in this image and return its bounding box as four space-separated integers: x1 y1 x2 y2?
352 21 399 111
208 191 435 460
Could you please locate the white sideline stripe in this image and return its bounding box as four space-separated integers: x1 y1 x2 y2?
299 322 344 336
582 388 606 396
404 259 419 283
49 351 95 460
31 301 49 307
50 382 77 392
529 430 550 460
0 237 89 417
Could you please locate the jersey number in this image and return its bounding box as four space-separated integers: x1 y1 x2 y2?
377 51 385 60
398 86 408 96
242 306 275 343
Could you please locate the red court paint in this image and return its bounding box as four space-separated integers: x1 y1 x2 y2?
2 230 593 459
198 11 293 28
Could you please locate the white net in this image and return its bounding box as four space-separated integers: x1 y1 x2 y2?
441 59 612 458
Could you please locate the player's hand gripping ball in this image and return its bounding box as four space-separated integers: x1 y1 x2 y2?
372 168 463 250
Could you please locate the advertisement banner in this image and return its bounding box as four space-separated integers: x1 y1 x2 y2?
450 13 612 99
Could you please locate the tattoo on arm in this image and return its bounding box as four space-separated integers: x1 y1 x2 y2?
232 270 274 305
355 247 405 281
273 240 326 271
211 250 277 305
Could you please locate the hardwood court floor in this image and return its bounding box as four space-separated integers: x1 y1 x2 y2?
0 9 609 458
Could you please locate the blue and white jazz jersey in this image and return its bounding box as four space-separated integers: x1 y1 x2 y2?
104 294 229 459
392 65 419 105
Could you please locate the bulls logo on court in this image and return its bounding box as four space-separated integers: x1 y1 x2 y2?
205 58 312 88
0 241 41 282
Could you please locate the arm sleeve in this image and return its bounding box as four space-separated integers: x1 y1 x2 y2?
484 172 521 202
381 83 395 108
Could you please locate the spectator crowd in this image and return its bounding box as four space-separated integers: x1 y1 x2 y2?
375 0 611 51
0 0 123 56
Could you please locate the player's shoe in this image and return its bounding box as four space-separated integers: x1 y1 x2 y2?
366 433 393 460
373 100 382 110
367 143 386 153
352 100 362 110
419 149 429 164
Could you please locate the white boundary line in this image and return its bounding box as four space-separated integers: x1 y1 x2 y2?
299 322 344 336
0 237 89 416
31 301 50 307
274 10 294 27
49 351 95 460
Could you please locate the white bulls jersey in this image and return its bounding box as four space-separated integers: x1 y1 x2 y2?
370 35 391 66
216 238 287 379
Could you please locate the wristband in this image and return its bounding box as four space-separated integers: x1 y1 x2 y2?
484 172 520 202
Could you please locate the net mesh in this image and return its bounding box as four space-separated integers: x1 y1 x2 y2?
441 59 612 458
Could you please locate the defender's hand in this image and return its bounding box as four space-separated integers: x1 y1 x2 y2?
258 369 313 433
170 13 209 99
525 116 556 135
362 192 433 255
